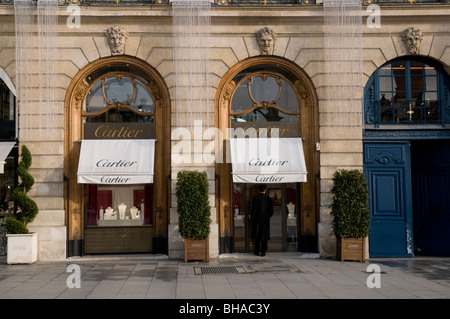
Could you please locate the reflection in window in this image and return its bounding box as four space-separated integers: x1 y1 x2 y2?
0 79 15 140
365 58 450 126
231 74 299 115
84 73 154 123
229 70 301 138
86 184 153 227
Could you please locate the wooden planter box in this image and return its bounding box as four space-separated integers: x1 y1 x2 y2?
6 232 38 264
184 238 209 262
337 237 367 262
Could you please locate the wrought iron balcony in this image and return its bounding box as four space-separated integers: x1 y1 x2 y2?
0 0 448 6
363 0 449 4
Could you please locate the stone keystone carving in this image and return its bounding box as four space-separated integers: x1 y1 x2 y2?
401 27 423 55
105 26 128 55
256 27 276 55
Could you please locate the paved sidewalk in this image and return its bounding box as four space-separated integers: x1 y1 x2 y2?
0 252 449 300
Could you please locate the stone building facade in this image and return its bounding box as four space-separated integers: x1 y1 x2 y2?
0 0 449 261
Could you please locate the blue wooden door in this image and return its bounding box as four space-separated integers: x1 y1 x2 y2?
411 140 450 256
363 141 413 257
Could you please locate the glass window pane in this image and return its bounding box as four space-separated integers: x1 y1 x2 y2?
380 93 392 106
249 76 280 103
86 184 152 227
424 92 438 102
85 75 154 123
131 81 154 113
85 81 105 112
425 76 437 91
411 91 424 106
424 65 437 76
231 80 253 113
410 60 424 76
393 91 407 105
379 77 392 92
277 78 299 113
392 61 406 76
393 76 406 91
379 65 392 76
394 105 409 123
103 76 134 104
411 76 424 91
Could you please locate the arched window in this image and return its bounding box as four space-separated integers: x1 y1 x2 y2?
364 57 450 127
229 65 302 137
83 66 155 123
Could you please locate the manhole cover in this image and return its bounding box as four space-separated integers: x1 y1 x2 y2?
194 266 247 275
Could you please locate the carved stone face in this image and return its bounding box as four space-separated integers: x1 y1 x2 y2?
259 33 273 54
402 27 423 55
105 26 128 55
256 27 275 55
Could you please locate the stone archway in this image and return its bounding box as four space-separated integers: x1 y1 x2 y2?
215 56 320 253
64 56 171 256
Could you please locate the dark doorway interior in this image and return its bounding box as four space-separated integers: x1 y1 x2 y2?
411 139 450 256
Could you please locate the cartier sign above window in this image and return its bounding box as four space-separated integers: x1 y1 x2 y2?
84 122 154 140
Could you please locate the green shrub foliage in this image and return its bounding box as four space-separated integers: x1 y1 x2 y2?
5 145 39 234
330 169 370 239
176 170 211 240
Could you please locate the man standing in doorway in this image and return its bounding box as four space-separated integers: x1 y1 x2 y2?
251 184 274 256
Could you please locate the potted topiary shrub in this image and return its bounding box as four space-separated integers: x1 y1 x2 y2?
330 169 370 262
176 170 211 262
5 145 39 264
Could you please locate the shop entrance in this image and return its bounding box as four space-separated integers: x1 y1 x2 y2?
233 183 300 253
65 57 171 256
216 57 319 254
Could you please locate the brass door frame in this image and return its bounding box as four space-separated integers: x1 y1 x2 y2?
215 56 319 253
64 56 171 255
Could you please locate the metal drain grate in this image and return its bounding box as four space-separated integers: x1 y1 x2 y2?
194 266 247 275
194 264 300 275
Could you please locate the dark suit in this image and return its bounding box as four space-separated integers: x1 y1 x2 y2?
250 192 274 256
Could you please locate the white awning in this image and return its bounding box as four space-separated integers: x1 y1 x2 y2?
0 142 15 174
228 138 307 184
77 139 156 184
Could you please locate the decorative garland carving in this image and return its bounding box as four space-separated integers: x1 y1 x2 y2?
222 80 235 109
294 80 309 107
365 151 405 165
73 80 89 109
